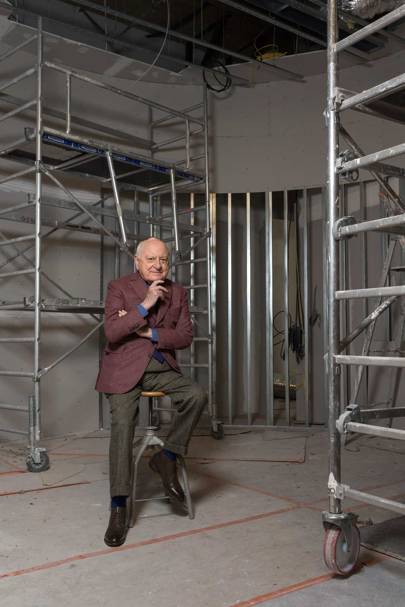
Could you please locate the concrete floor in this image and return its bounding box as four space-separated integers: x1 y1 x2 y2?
1 427 405 606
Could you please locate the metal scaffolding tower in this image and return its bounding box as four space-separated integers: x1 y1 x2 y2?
323 1 405 575
0 18 215 471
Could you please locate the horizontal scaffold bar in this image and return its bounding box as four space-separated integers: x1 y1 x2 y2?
336 4 405 52
344 486 405 517
336 213 405 238
346 421 405 441
335 355 405 367
338 73 405 112
0 234 36 248
0 426 27 435
336 285 405 299
0 370 34 377
0 268 35 279
337 142 405 173
0 337 35 343
0 403 27 412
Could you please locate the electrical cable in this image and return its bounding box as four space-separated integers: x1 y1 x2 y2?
129 0 171 85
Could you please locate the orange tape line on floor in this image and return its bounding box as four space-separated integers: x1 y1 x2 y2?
0 504 299 580
0 481 90 497
225 555 385 607
0 470 26 477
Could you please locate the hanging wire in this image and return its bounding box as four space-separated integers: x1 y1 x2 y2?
129 0 171 85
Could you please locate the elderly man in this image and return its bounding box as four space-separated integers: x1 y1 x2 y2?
96 237 207 547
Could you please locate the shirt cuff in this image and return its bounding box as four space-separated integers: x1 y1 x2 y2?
151 328 159 343
136 304 148 318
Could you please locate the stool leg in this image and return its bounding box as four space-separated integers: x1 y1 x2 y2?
128 434 154 528
178 455 194 520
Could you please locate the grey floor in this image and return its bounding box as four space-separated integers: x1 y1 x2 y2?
1 427 405 606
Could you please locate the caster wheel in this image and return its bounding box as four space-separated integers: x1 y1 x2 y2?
323 524 360 576
211 424 224 440
26 451 50 473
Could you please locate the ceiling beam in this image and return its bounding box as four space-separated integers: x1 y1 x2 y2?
49 0 305 81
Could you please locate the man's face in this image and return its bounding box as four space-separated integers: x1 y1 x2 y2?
135 240 170 283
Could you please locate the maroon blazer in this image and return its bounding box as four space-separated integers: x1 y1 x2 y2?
95 272 193 394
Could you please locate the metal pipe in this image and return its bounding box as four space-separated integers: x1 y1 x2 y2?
0 403 27 412
0 370 34 377
44 62 205 125
265 191 274 425
336 285 405 299
336 355 405 367
0 100 36 123
66 73 71 134
326 0 342 515
0 427 27 435
189 193 195 382
0 67 36 94
106 151 128 246
0 268 35 279
228 193 233 425
43 169 132 255
346 421 405 440
0 201 34 218
0 166 36 185
339 72 405 112
186 120 190 169
33 17 43 452
337 212 405 237
340 126 405 213
39 321 104 377
0 135 35 157
303 189 310 425
246 192 252 425
283 190 290 424
0 234 36 247
169 168 180 255
336 3 405 52
0 34 37 63
151 103 203 127
338 142 405 173
339 296 396 350
0 337 35 343
151 129 203 151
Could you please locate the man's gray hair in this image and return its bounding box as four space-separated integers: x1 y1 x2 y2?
135 238 169 257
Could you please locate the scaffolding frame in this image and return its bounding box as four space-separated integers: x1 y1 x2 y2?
324 1 405 575
0 18 216 470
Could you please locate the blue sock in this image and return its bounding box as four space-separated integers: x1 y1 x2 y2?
163 449 177 461
111 495 127 508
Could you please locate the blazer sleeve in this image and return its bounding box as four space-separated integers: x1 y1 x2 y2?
156 288 193 351
104 280 148 344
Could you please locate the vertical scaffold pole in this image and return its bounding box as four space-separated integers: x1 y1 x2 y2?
326 0 342 514
203 84 215 424
33 17 43 463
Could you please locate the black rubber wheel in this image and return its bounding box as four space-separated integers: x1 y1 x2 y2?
211 424 224 440
26 451 50 473
323 524 360 576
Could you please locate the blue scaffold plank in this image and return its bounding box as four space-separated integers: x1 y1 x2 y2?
42 132 202 183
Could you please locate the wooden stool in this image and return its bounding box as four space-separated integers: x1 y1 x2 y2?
128 390 194 527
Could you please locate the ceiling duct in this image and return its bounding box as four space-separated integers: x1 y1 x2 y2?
339 0 405 18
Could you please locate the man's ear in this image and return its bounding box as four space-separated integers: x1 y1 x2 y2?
134 256 139 271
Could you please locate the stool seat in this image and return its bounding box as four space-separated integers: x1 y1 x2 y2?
141 390 166 398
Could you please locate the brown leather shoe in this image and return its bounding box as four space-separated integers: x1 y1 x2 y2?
104 506 128 547
149 450 188 515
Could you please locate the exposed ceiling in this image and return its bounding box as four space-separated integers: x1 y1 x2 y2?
3 1 405 87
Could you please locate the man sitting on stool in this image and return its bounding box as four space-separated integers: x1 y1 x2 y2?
96 237 207 547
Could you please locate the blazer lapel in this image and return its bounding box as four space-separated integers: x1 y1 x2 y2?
130 272 148 301
156 280 172 325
